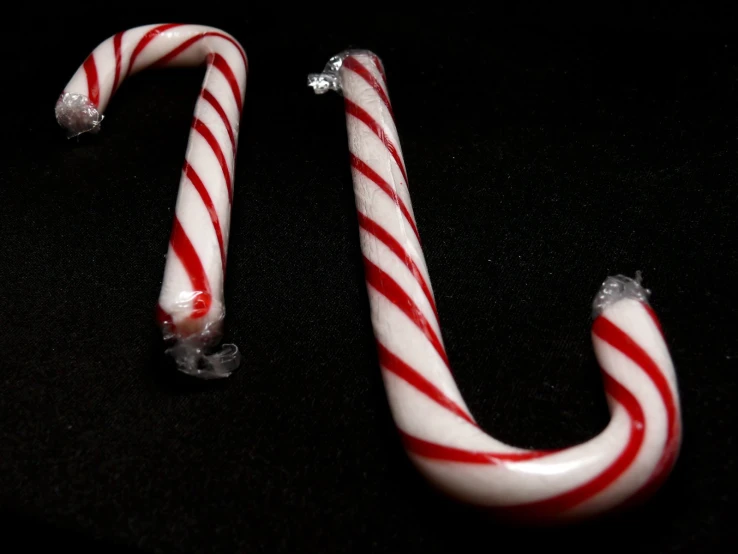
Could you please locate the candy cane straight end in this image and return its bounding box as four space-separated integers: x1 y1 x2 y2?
59 24 248 379
309 50 682 522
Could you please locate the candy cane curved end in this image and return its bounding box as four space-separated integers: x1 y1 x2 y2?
309 50 682 522
58 24 248 379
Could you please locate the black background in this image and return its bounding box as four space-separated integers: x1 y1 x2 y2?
1 6 737 553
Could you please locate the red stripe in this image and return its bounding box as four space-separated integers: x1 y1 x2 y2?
127 23 183 77
499 372 645 518
377 342 473 424
169 216 212 319
153 33 207 65
401 431 552 464
83 55 100 107
192 118 233 204
372 55 387 83
363 256 450 369
112 32 124 93
202 88 236 152
357 211 437 319
209 53 244 114
345 99 409 185
153 32 247 79
343 56 394 117
350 154 420 243
593 314 681 504
183 161 226 274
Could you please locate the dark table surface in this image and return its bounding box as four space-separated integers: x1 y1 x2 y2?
1 7 736 553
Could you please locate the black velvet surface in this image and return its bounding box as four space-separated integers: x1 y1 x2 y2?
1 8 736 553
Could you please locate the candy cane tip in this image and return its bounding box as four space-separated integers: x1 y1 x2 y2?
55 92 104 138
592 271 651 318
307 49 381 95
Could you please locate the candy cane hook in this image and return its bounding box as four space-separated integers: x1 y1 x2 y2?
308 50 682 522
57 24 248 379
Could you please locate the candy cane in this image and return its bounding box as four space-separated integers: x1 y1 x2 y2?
308 50 682 522
56 24 247 378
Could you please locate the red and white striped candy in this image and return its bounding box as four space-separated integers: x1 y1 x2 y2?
56 24 248 378
308 50 682 521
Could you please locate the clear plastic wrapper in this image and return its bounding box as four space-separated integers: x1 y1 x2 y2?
592 271 651 318
55 93 104 137
158 304 240 379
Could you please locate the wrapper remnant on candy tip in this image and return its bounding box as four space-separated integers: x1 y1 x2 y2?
55 92 104 138
165 337 241 380
307 49 384 95
157 304 241 380
592 270 651 318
